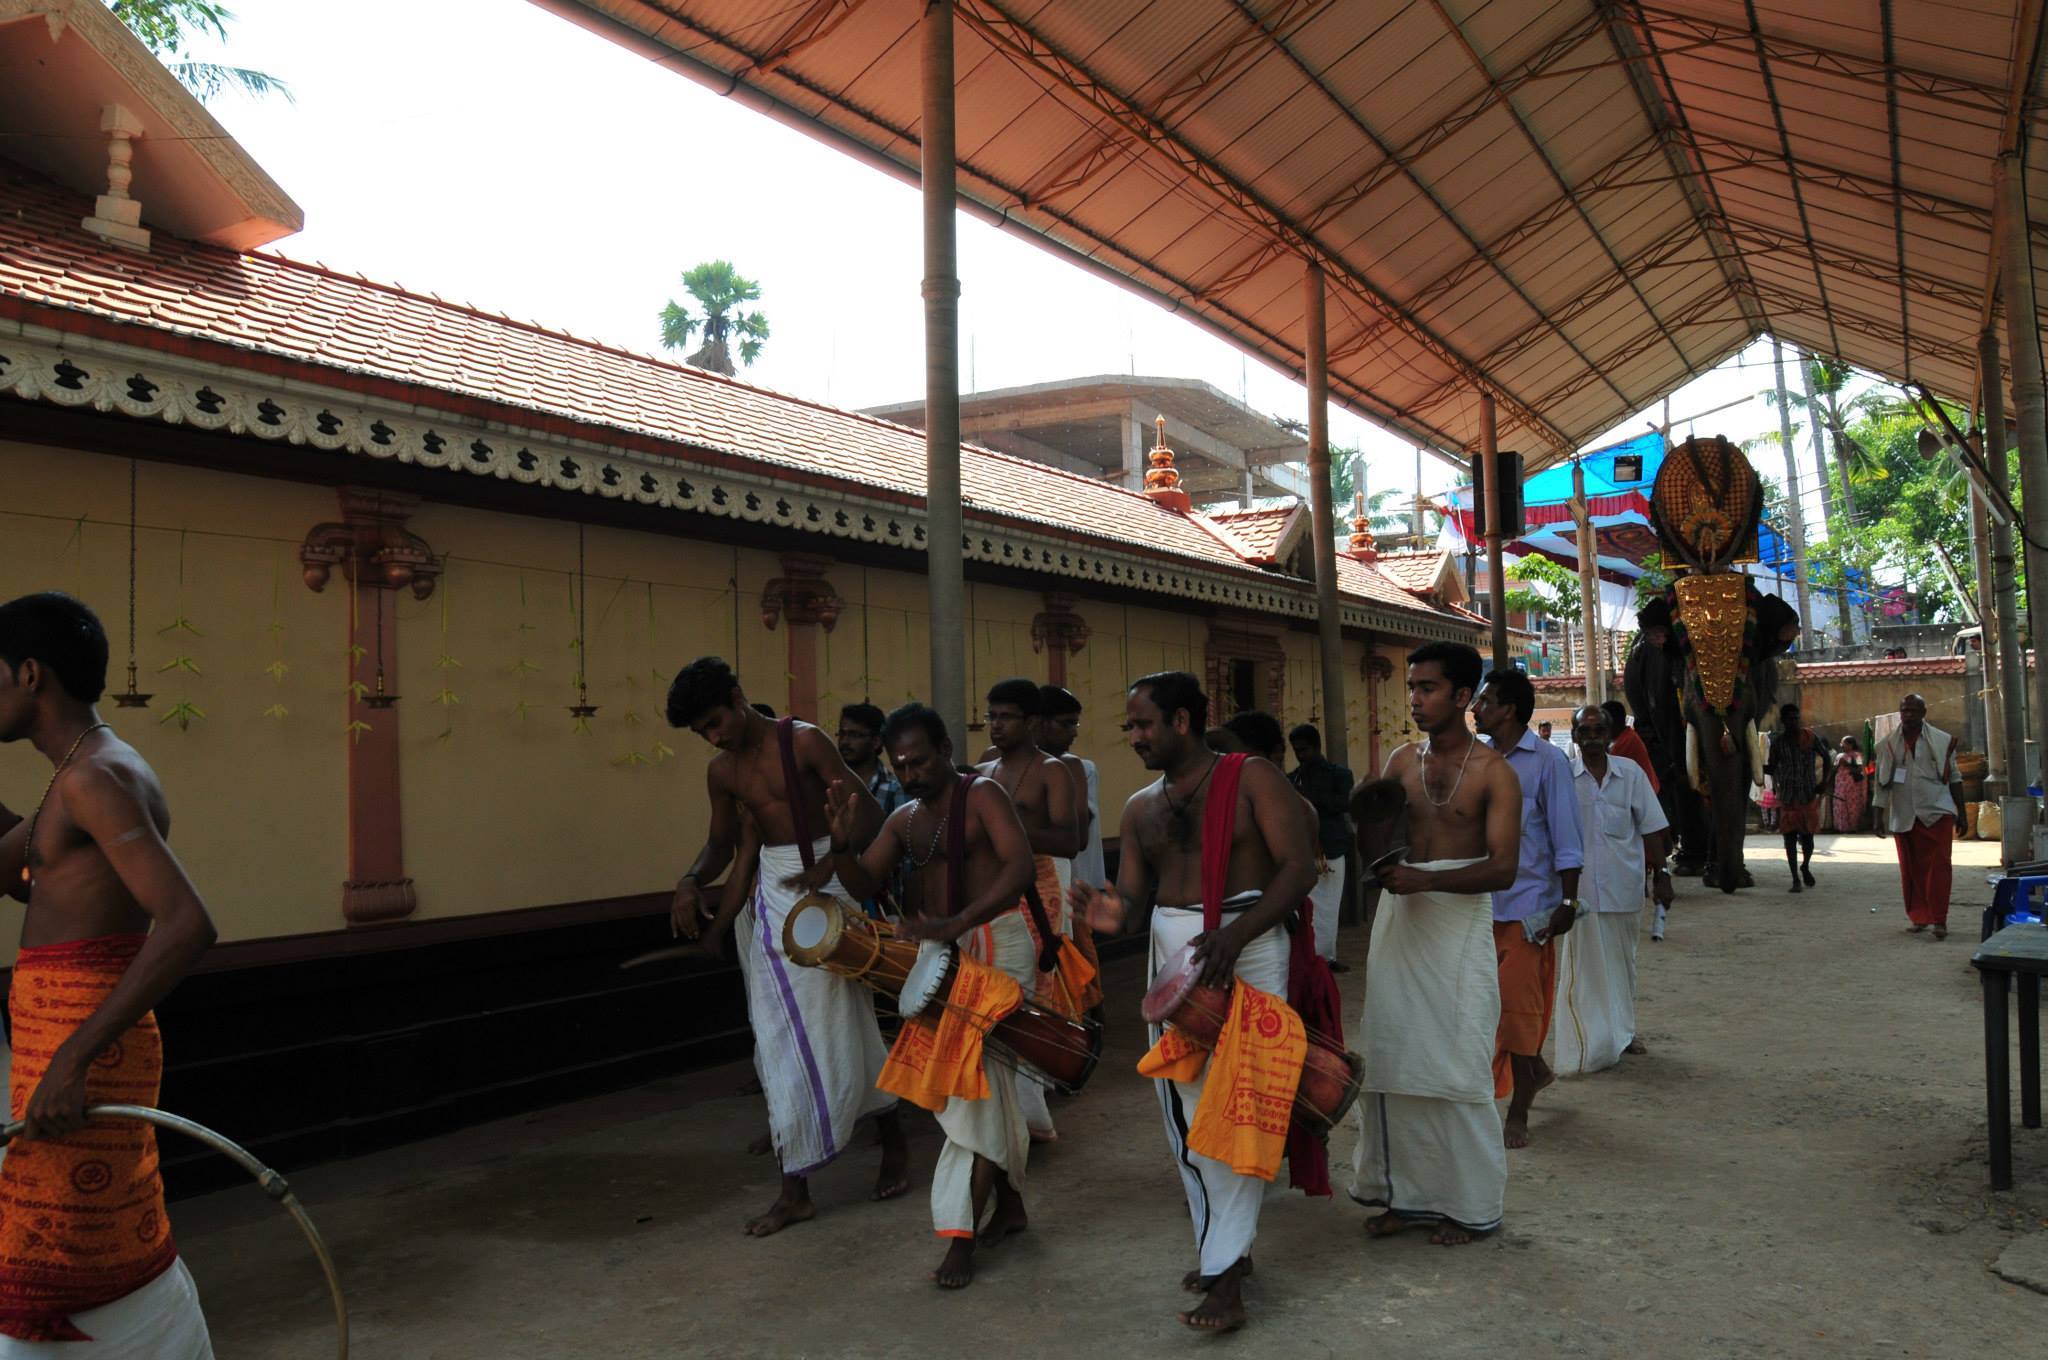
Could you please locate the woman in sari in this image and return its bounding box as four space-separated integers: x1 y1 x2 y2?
1831 735 1869 834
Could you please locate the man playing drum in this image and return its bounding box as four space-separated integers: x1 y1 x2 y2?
813 704 1040 1290
665 657 908 1236
976 679 1085 1142
1350 641 1521 1244
1072 672 1317 1333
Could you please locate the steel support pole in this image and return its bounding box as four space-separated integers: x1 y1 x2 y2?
1482 394 1509 669
2000 152 2048 804
1572 459 1602 703
921 1 965 744
1984 325 2030 796
1770 338 1815 652
1971 479 2008 788
1304 264 1349 769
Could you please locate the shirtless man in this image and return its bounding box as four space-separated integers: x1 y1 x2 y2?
812 704 1038 1289
978 678 1083 1140
1214 711 1327 928
1350 640 1521 1245
1073 672 1317 1332
665 657 907 1234
0 593 217 1352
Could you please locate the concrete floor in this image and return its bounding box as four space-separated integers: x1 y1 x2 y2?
175 834 2048 1358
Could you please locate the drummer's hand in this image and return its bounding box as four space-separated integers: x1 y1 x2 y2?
671 876 704 940
825 779 861 849
1378 863 1433 896
1190 924 1247 991
1069 880 1125 934
895 913 959 944
21 1047 89 1142
779 860 837 894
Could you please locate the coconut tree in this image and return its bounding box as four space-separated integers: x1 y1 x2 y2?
658 262 770 377
109 1 291 102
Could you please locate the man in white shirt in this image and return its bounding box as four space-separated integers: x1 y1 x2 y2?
1871 693 1964 940
1555 706 1672 1075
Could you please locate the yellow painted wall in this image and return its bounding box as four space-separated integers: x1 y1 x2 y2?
394 503 791 921
0 440 347 949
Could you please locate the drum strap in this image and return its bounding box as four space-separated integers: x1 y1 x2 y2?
777 717 816 873
1199 754 1249 933
948 773 1059 973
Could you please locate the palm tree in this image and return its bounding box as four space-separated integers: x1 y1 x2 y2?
110 1 291 103
658 262 770 376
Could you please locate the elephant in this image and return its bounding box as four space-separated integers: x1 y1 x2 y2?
1680 586 1799 893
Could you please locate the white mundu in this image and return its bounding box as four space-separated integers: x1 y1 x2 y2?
930 911 1035 1237
1150 894 1288 1279
1350 858 1506 1232
743 839 895 1174
0 1260 212 1358
1555 757 1667 1076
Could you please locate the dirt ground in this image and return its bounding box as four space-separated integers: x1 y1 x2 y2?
175 833 2048 1358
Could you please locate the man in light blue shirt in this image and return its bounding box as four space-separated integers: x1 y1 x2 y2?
1474 667 1583 1150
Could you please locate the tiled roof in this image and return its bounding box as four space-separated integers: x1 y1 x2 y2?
1371 549 1451 596
0 164 1472 630
1794 656 1967 680
1206 503 1301 564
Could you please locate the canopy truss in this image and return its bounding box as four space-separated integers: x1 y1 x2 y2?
538 0 2048 470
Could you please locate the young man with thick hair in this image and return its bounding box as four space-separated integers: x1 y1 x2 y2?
0 593 218 1352
1351 640 1520 1244
666 656 907 1234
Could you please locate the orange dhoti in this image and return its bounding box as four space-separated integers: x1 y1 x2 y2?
1492 922 1558 1099
0 936 180 1343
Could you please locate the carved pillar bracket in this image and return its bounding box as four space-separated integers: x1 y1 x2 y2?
1032 592 1091 688
763 553 840 721
301 488 434 925
759 553 843 632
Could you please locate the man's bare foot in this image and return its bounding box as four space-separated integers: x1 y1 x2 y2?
1364 1211 1426 1239
1906 923 1927 933
1504 1116 1533 1149
746 1133 772 1156
932 1238 976 1289
1029 1127 1059 1145
1933 925 1948 940
1624 1038 1648 1055
873 1116 911 1201
1181 1257 1253 1291
1178 1260 1248 1331
979 1198 1029 1247
1430 1221 1477 1246
744 1190 815 1237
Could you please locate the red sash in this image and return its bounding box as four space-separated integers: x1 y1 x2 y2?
1197 755 1338 1196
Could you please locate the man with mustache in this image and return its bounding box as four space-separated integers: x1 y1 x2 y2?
666 656 907 1235
817 704 1040 1289
1073 671 1316 1333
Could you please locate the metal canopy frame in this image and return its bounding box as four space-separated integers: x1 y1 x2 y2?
539 0 2048 471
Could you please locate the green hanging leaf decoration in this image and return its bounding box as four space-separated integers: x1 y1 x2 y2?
345 719 373 743
508 658 543 677
650 740 675 763
346 679 370 701
513 698 534 722
613 750 649 768
433 687 462 708
345 643 367 664
158 614 203 637
264 659 290 683
571 713 594 735
157 655 201 676
261 703 288 721
160 700 205 730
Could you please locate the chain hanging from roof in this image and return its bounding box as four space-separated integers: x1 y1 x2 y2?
111 459 151 709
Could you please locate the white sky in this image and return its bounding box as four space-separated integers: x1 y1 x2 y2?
179 0 1855 530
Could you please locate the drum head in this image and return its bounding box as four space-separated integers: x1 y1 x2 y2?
1140 941 1200 1025
899 941 952 1018
784 894 841 966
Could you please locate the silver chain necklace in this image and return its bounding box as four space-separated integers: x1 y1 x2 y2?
1419 734 1476 808
904 799 949 868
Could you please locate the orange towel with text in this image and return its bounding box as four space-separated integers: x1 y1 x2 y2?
1023 859 1097 1017
0 935 177 1342
1138 981 1307 1181
877 953 1023 1113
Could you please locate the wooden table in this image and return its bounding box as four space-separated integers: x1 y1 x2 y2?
1971 924 2048 1190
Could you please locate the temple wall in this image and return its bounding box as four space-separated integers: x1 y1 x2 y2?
0 439 348 951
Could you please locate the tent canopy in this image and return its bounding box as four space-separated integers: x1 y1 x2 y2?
540 0 2048 470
